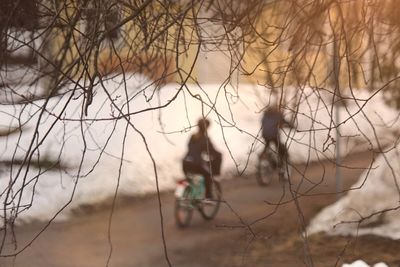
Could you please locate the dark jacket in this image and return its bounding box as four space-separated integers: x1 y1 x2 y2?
183 133 222 176
262 110 291 140
184 134 217 165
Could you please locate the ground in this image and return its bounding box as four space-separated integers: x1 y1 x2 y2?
1 151 399 267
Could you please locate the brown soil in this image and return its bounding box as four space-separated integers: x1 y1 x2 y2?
1 151 399 267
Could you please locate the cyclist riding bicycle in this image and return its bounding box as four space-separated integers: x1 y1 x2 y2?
182 118 222 200
260 105 293 179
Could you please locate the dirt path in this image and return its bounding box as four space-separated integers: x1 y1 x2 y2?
1 151 399 267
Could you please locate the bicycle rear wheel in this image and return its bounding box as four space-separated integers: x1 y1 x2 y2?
199 182 222 220
175 187 194 228
257 156 274 186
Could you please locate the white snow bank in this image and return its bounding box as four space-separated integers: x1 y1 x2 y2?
0 77 399 224
307 142 400 239
0 77 269 224
342 260 388 267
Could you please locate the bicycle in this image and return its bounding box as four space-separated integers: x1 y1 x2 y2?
256 143 291 186
174 172 222 228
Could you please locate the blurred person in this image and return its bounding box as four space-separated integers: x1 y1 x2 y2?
182 118 222 199
260 105 293 177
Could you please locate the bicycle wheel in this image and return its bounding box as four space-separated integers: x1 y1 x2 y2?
175 186 194 228
199 182 222 220
257 156 274 186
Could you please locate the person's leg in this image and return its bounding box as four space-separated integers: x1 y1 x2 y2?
204 173 213 199
260 137 270 159
275 136 289 179
269 135 285 163
211 151 222 176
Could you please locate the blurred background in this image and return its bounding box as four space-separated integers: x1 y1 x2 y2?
0 1 400 266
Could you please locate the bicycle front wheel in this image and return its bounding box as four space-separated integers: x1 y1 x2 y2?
199 182 222 220
175 187 193 228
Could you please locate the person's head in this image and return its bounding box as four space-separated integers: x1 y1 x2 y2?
197 118 210 134
265 103 280 113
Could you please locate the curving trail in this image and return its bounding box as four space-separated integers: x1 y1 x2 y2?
1 151 398 267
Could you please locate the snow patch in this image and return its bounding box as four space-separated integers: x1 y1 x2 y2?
0 78 399 224
342 260 389 267
308 143 400 239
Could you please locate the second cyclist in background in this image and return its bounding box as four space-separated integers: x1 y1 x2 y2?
260 105 294 180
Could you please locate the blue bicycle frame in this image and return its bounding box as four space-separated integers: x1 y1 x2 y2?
175 173 205 200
